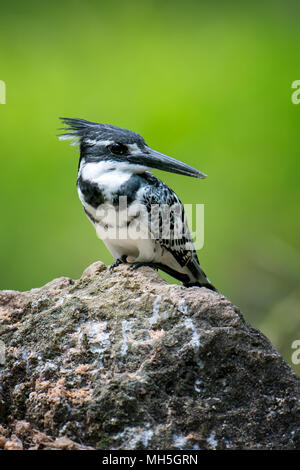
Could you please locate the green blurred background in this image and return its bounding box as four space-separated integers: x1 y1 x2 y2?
1 0 299 374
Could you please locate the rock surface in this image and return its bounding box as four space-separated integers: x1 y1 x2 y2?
0 262 299 450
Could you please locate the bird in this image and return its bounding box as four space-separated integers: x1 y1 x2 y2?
59 118 216 291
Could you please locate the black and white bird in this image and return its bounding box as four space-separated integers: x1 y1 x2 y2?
59 118 216 291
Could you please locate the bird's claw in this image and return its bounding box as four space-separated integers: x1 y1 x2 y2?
109 256 127 270
128 262 158 271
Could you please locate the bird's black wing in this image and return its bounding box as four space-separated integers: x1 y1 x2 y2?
139 173 198 266
139 172 216 290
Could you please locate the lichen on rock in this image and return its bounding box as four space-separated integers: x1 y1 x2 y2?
0 262 299 450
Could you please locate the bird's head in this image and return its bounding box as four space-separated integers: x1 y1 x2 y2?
59 117 206 178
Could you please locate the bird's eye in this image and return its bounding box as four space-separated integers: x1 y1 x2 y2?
108 143 128 155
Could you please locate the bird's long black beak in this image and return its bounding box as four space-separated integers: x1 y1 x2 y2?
130 146 206 179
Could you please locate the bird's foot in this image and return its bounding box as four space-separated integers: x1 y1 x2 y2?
109 256 127 270
128 261 158 271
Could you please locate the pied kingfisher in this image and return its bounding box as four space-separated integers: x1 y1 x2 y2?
59 118 216 291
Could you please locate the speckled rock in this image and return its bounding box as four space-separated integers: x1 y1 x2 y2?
0 262 299 450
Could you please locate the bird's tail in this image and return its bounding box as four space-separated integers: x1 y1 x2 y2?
184 258 218 292
184 280 218 292
154 259 218 292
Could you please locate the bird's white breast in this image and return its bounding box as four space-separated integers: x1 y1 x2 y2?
80 161 133 197
78 160 158 262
